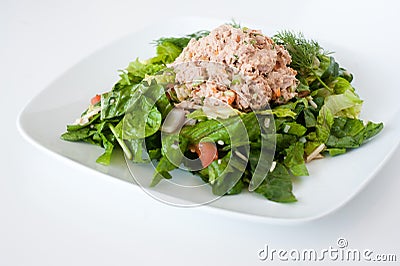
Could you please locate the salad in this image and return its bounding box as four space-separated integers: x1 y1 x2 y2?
61 23 383 203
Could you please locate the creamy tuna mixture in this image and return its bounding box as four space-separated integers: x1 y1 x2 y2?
169 24 298 111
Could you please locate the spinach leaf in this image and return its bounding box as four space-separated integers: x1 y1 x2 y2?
66 114 100 131
303 108 317 128
123 102 162 140
101 83 141 120
282 122 307 137
181 112 261 146
161 133 188 165
151 156 175 186
126 138 146 163
275 134 297 153
150 132 188 186
326 117 383 149
255 163 297 203
283 142 309 176
364 121 384 141
95 133 115 165
226 179 244 195
201 151 248 196
103 71 169 120
326 117 365 148
320 56 339 83
61 127 95 141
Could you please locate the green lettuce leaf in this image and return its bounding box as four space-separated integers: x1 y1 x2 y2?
255 163 297 203
282 122 307 137
151 156 175 186
199 150 247 196
95 133 115 165
283 142 309 176
326 117 383 149
303 108 317 128
316 107 334 142
272 108 297 119
324 89 363 119
334 77 354 94
61 127 96 141
326 148 346 156
114 59 165 89
364 121 384 140
150 133 188 186
123 102 162 140
150 42 182 65
125 138 146 163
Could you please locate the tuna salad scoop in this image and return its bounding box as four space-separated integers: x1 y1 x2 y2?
169 24 298 111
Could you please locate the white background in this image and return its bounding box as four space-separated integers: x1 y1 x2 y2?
1 0 400 265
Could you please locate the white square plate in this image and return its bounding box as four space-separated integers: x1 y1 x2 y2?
18 17 400 224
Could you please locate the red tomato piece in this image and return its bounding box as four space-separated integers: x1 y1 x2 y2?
195 142 218 168
91 94 101 105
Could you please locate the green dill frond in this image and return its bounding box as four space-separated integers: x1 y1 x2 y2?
273 30 326 76
184 30 210 41
228 19 241 29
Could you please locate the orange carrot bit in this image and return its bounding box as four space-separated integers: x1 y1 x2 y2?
224 90 236 105
227 96 235 105
275 88 281 98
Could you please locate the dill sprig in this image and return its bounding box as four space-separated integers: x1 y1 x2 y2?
273 30 332 92
228 19 241 29
273 31 323 74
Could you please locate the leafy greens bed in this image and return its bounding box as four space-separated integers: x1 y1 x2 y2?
61 24 383 203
